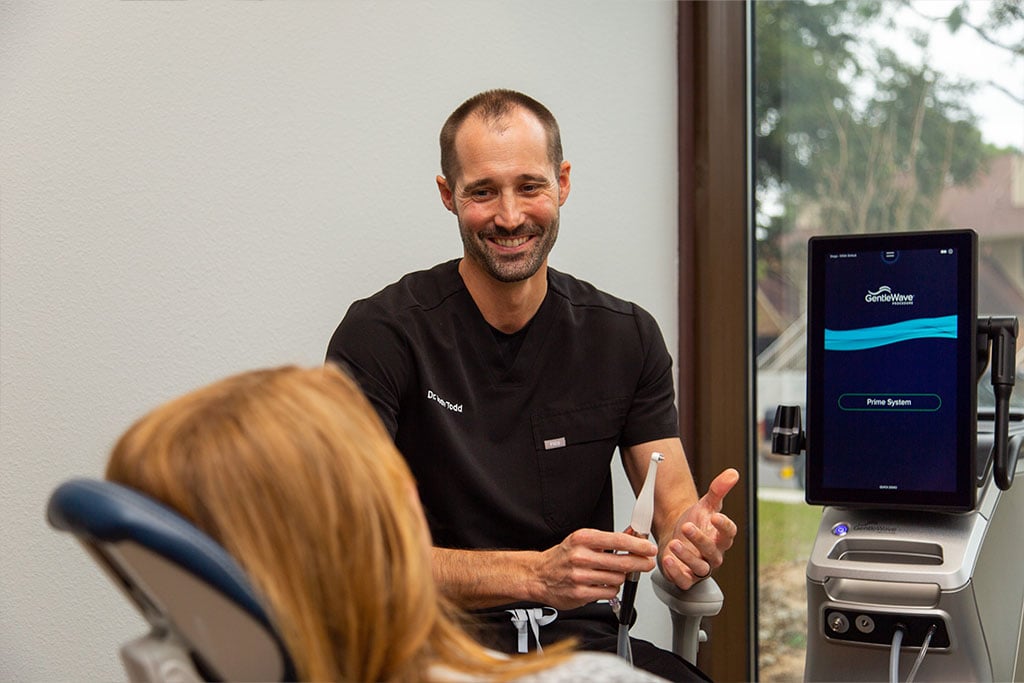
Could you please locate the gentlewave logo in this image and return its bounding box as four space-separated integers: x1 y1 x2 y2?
427 389 463 413
865 285 915 305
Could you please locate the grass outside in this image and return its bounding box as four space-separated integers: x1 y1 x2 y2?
758 498 823 567
757 497 824 681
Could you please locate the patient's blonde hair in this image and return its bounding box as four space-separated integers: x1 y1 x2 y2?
106 364 570 682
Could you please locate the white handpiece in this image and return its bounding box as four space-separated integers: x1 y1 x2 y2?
627 451 663 539
616 451 664 663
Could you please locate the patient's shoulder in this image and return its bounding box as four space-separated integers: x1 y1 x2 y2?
510 652 670 683
430 651 669 682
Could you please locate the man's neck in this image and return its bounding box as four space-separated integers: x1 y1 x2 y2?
458 258 548 334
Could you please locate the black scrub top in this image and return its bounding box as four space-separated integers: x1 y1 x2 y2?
327 260 679 552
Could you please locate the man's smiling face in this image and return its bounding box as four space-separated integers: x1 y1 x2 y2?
440 107 570 283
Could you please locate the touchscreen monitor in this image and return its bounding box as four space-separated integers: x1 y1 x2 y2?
805 229 977 510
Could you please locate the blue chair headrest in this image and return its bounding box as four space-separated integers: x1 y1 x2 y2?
48 478 296 681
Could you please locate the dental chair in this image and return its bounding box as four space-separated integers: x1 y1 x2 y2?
47 479 296 682
772 229 1023 682
48 478 722 682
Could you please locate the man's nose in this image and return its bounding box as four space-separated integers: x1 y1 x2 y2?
493 192 524 230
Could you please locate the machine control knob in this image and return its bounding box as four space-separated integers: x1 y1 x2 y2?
855 615 876 633
827 612 850 634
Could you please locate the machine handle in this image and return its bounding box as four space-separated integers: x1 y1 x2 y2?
771 405 805 456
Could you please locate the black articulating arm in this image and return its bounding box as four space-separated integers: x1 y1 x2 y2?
977 316 1019 491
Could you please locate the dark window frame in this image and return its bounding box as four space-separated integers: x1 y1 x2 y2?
677 2 756 680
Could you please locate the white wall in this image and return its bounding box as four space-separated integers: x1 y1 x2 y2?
0 2 679 679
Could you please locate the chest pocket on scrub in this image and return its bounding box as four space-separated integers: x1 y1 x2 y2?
530 398 630 535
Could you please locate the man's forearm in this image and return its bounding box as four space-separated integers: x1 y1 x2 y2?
432 546 544 609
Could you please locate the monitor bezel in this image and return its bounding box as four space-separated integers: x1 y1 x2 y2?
805 229 978 511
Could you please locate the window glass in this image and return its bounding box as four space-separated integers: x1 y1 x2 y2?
752 2 1023 678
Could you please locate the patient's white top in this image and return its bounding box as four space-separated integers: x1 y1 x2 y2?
432 651 670 682
513 652 670 682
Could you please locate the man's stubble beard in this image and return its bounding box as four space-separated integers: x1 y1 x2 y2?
458 215 559 283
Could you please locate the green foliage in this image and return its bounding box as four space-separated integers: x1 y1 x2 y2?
753 0 1015 252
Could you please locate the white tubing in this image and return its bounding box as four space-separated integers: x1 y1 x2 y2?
906 625 937 683
890 627 905 683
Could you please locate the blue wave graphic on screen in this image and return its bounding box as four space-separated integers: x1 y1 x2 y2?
825 315 958 351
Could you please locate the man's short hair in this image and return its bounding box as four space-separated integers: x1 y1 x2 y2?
439 89 563 188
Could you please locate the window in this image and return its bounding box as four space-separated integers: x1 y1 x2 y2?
752 2 1023 678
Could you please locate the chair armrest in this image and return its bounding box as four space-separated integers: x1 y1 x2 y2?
651 570 724 617
651 569 724 664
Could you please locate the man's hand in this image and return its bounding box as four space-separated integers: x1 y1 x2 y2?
432 466 737 610
531 528 657 610
658 468 739 589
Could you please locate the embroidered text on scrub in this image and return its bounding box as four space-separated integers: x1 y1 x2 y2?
505 607 559 653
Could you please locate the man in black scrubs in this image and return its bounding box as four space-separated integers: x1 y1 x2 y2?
327 89 739 681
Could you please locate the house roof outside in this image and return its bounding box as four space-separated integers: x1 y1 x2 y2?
756 153 1024 371
937 154 1024 241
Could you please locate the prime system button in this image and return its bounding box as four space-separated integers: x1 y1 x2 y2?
837 393 942 412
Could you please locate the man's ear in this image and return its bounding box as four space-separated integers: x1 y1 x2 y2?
436 175 456 213
557 161 571 206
